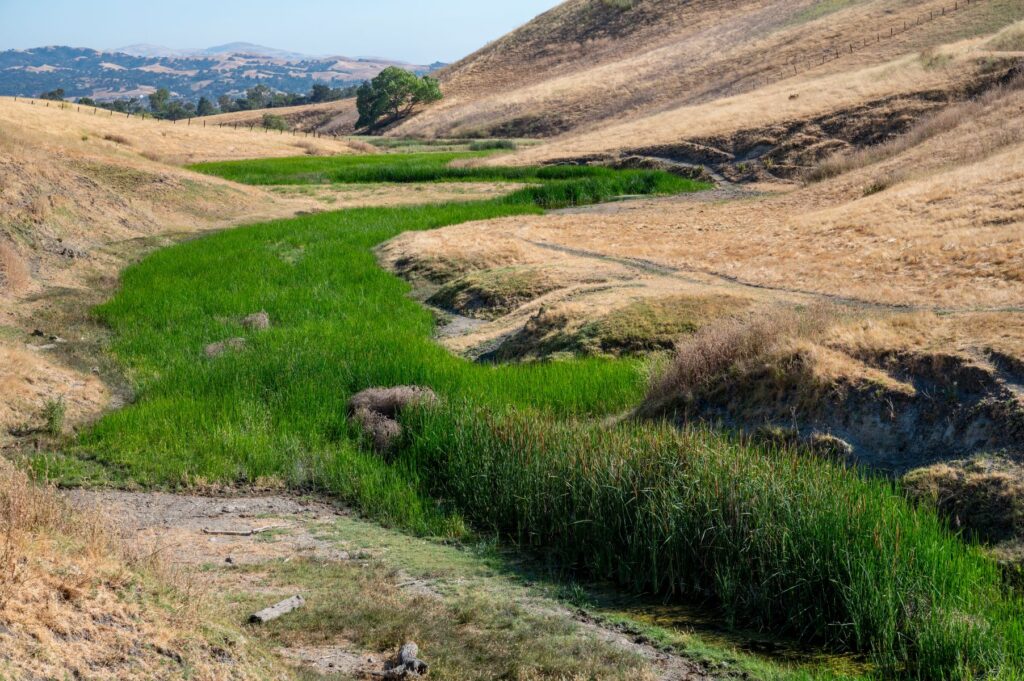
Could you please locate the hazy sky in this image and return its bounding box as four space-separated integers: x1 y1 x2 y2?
0 0 564 63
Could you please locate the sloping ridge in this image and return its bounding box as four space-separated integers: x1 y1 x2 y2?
435 0 703 100
380 0 1024 140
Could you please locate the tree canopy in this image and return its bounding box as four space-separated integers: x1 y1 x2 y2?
355 67 442 130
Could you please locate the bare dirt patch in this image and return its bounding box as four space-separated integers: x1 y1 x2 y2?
65 490 716 681
0 465 285 681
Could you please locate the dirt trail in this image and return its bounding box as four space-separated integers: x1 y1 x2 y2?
67 490 714 681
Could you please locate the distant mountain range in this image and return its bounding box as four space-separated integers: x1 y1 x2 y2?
113 42 313 61
0 44 443 102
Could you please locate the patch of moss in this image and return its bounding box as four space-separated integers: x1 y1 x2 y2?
427 267 558 319
583 297 708 353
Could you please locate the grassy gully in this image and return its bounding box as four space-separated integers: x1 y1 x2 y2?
45 151 1024 679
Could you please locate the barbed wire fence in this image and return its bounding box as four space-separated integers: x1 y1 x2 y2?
741 0 982 93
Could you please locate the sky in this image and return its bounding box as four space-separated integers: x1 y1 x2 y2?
0 0 564 64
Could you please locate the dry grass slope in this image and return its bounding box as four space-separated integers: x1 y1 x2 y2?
387 0 1024 142
0 463 286 680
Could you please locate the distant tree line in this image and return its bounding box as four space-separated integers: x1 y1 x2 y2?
37 68 444 131
39 82 359 121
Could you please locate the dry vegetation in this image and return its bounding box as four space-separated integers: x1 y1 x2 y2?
201 97 359 135
986 18 1024 51
387 0 1024 141
390 72 1024 312
903 457 1024 545
216 0 1022 143
0 464 283 680
643 306 835 414
2 97 361 164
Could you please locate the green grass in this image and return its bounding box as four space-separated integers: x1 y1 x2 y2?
402 408 1024 679
190 150 683 191
193 151 699 210
40 153 1024 679
310 515 865 680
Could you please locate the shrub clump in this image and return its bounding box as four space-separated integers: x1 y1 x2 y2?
903 456 1024 545
643 306 832 414
261 113 289 131
468 139 517 151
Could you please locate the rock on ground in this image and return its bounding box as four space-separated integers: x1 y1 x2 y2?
347 386 439 452
204 337 247 358
242 311 271 331
348 386 438 419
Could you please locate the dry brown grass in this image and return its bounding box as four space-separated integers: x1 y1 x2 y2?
986 19 1024 51
202 98 358 134
438 78 1024 311
0 463 286 680
387 0 1023 142
807 71 1024 182
502 48 1003 166
643 305 835 413
903 457 1024 544
0 97 360 164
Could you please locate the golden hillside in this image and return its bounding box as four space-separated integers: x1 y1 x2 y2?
387 0 1024 140
197 1 1024 150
